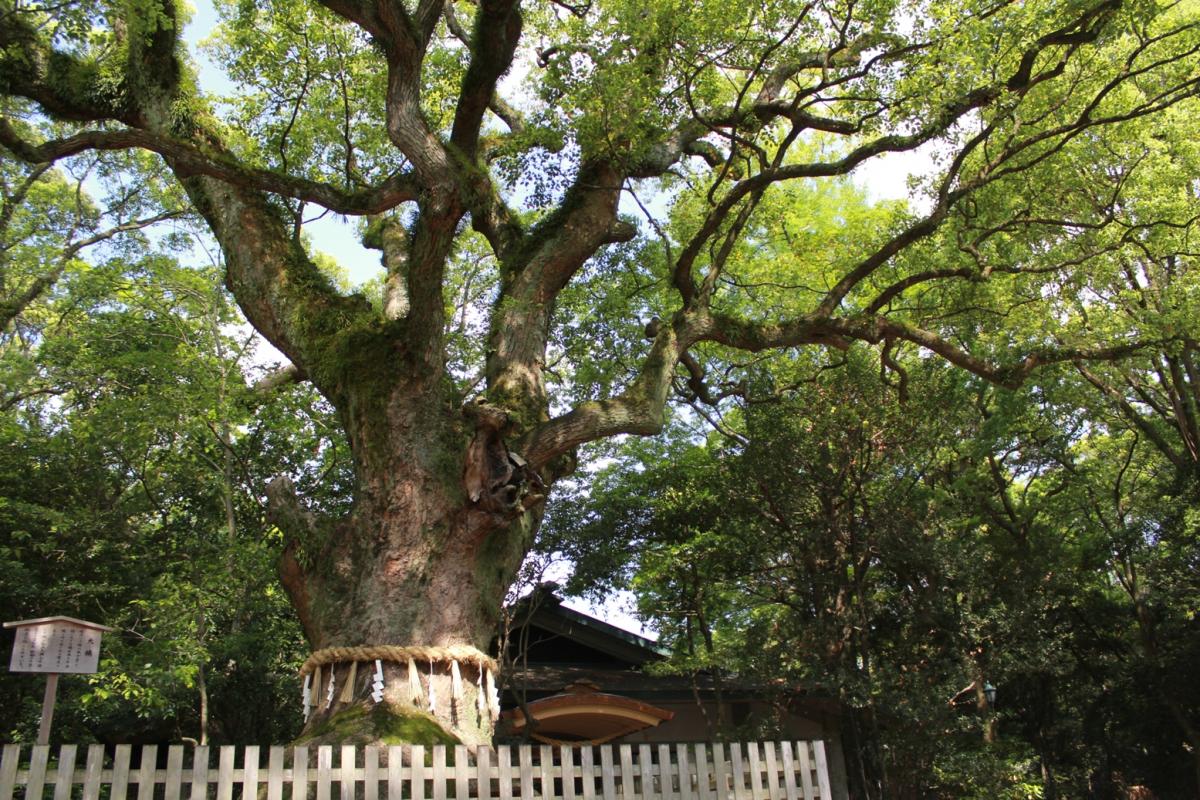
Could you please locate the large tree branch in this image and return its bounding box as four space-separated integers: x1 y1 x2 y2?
450 0 523 158
306 0 463 363
444 3 526 135
181 172 377 397
1 7 388 397
704 310 1156 390
402 200 462 368
626 33 907 181
252 364 308 394
0 120 419 215
0 12 139 125
520 314 698 472
671 84 1002 304
313 0 453 186
466 174 525 260
440 2 527 258
519 294 1153 470
628 118 715 178
485 161 629 414
520 306 848 470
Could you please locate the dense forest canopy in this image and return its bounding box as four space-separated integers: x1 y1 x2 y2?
1 0 1199 772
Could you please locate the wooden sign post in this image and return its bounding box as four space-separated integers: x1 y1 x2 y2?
4 616 114 744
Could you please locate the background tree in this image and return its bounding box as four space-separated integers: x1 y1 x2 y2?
0 153 346 743
545 350 1200 798
1 0 1198 744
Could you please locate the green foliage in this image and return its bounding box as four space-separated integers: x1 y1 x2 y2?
205 0 390 184
544 343 1200 797
0 156 348 745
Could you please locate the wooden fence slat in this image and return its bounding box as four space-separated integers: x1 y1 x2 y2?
730 744 748 800
660 745 675 800
536 746 552 800
83 745 107 800
341 746 357 800
162 746 184 800
810 744 830 800
431 745 446 800
110 744 132 800
579 747 595 800
454 746 470 800
0 745 18 800
599 747 616 800
637 745 654 800
496 746 512 800
516 744 533 800
747 743 765 800
744 743 763 800
711 744 729 800
268 747 285 800
386 746 403 800
675 744 692 800
189 745 209 800
243 746 260 800
475 745 492 800
691 743 705 800
315 747 332 800
218 746 236 800
364 746 379 800
292 747 309 800
559 747 575 800
618 745 634 800
662 743 672 800
52 744 77 800
762 743 781 800
777 743 797 800
135 745 157 800
411 745 427 800
792 744 813 800
27 744 51 800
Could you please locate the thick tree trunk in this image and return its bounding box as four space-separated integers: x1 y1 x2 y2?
271 380 542 745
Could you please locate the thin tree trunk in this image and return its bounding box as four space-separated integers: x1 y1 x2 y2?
197 610 209 746
972 664 997 744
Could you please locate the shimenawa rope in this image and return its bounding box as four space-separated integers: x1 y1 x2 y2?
299 644 497 677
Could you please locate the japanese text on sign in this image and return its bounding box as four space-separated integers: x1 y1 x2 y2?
9 623 101 674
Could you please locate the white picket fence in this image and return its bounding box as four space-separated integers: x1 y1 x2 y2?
0 741 832 800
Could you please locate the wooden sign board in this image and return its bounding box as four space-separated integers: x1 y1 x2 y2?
4 616 113 674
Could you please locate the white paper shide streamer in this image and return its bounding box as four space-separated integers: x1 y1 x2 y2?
302 673 313 721
427 659 438 715
371 659 385 704
326 668 337 708
485 668 501 720
450 659 464 704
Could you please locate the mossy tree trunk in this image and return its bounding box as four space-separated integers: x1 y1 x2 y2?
266 369 543 744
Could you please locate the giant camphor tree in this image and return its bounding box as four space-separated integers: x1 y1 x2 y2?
1 0 1198 743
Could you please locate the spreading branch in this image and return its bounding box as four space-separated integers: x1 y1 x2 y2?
0 121 419 215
